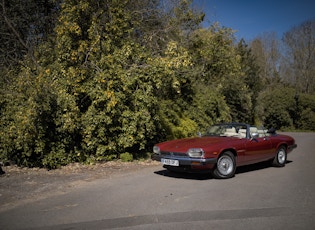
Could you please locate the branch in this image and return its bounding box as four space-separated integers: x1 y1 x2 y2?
1 0 29 51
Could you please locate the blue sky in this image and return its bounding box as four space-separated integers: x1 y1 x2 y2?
195 0 315 41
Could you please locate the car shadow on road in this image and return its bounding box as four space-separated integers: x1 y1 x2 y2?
154 160 293 180
154 169 213 180
236 160 293 174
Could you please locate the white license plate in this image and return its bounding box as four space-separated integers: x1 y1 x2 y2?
161 158 179 166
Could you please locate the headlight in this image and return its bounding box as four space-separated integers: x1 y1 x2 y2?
187 148 204 158
153 146 160 154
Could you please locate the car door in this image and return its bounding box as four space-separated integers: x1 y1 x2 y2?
244 127 273 164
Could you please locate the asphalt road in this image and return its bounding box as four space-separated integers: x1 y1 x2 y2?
0 133 314 230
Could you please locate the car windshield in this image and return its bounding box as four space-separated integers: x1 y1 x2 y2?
204 124 271 139
204 124 248 138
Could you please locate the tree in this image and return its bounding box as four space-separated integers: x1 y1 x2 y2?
188 26 239 84
257 87 296 130
249 21 315 130
296 93 315 130
188 26 256 123
250 32 281 82
6 0 310 168
282 19 315 94
236 39 262 123
46 0 204 162
0 0 59 70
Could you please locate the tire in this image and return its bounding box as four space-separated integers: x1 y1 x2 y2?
212 151 236 179
273 146 287 167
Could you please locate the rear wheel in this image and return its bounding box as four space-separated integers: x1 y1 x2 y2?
212 151 236 179
273 146 287 167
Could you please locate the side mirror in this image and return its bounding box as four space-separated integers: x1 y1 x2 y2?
251 132 259 139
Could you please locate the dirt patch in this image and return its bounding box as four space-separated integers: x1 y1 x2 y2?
0 160 160 212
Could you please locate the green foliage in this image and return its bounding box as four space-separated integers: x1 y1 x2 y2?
188 84 231 132
0 64 84 167
221 75 253 123
1 0 314 169
158 100 198 140
188 27 255 124
120 153 133 162
188 26 239 83
298 108 315 131
0 67 55 166
236 39 262 123
258 89 315 131
257 87 296 129
296 94 315 130
42 148 72 170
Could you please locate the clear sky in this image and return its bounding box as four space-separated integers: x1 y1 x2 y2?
195 0 315 41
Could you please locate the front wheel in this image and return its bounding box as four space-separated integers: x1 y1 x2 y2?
273 146 287 167
212 151 236 179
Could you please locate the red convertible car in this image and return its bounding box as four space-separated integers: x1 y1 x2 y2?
153 123 297 179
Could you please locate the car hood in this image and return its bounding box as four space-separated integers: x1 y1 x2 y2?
156 136 231 153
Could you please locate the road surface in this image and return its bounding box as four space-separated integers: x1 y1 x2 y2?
0 132 314 229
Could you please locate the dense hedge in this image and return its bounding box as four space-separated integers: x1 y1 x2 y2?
0 0 314 168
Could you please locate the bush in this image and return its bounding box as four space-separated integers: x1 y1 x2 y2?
298 108 315 131
297 94 315 131
257 87 295 129
120 152 133 162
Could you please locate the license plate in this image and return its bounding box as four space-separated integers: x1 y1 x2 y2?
161 158 179 166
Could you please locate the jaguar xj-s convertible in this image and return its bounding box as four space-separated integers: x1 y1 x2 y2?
152 123 297 179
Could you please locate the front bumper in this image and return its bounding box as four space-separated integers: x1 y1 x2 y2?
152 154 217 166
288 144 297 153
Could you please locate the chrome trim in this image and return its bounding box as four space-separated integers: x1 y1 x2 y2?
153 154 217 165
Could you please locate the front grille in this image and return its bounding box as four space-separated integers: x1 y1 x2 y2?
160 151 187 157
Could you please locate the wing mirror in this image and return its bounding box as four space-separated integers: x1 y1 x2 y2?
251 132 259 139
